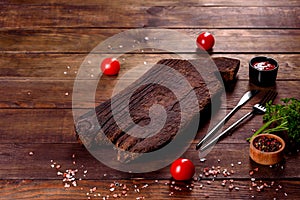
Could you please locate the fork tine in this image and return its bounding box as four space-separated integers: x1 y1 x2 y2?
260 90 277 106
259 90 271 105
268 90 278 104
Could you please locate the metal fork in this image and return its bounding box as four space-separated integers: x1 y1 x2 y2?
200 90 278 152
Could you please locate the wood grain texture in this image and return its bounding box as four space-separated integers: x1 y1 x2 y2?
0 53 299 79
1 29 299 53
0 143 299 180
0 109 77 143
2 0 300 7
0 1 299 199
0 179 299 200
0 2 299 28
0 79 298 108
0 106 285 144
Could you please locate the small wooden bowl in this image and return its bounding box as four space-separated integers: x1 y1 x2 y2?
249 134 285 165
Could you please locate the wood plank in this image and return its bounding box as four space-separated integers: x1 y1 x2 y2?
0 143 299 180
0 53 299 80
0 179 299 200
0 109 77 144
2 0 300 7
0 105 285 144
0 105 284 144
0 79 298 108
0 3 299 28
1 29 299 53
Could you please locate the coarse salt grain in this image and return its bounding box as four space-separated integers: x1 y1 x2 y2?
65 92 69 96
200 158 206 162
72 181 77 187
64 183 70 188
64 71 67 75
29 151 34 156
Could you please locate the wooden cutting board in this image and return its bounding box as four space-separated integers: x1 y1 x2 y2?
75 57 240 162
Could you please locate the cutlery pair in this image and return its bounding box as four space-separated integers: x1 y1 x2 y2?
196 90 278 151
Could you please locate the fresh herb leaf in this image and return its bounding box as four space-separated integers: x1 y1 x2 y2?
247 98 300 144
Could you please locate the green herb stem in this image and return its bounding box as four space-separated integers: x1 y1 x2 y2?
246 98 300 144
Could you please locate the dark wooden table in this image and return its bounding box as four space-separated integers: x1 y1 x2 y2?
1 1 299 199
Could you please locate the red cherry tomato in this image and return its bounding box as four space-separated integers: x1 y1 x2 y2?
196 32 215 51
170 158 195 181
100 58 120 76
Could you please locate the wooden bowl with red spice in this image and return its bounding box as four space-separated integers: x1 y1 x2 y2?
249 134 285 165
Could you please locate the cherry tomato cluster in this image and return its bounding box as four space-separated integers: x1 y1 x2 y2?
100 32 214 76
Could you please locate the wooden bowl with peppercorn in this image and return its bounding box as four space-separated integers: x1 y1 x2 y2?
250 133 285 165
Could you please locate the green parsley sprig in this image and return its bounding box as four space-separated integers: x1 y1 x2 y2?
247 98 300 144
